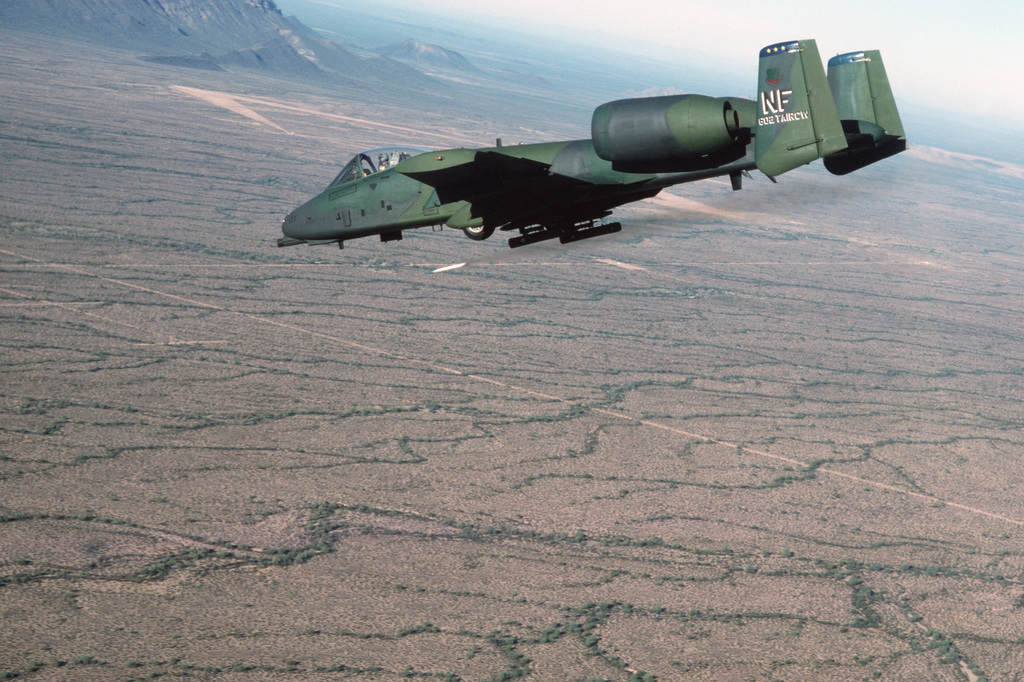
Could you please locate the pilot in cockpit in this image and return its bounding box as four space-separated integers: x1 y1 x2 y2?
378 150 405 172
328 147 431 188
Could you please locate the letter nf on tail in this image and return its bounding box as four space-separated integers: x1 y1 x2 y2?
280 39 907 252
760 89 792 116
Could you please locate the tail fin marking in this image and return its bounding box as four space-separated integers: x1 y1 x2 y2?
754 39 847 178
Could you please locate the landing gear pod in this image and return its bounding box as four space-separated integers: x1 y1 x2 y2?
463 224 495 241
591 94 749 173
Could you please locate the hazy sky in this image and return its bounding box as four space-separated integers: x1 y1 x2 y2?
380 0 1021 126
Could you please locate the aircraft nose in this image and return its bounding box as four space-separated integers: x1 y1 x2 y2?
277 207 310 247
282 208 300 238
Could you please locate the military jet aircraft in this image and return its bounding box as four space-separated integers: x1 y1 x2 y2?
279 40 906 251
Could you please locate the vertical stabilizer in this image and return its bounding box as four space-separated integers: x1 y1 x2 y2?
824 50 907 175
755 39 847 178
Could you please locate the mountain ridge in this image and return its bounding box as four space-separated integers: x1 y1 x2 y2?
0 0 432 87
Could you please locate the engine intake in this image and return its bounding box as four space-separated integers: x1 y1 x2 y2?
591 94 747 173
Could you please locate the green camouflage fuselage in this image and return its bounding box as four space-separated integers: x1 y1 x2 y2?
281 39 906 250
282 130 757 245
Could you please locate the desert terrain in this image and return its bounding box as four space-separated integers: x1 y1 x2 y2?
2 27 1024 681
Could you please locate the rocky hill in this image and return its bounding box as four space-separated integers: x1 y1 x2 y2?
0 0 430 86
376 39 481 75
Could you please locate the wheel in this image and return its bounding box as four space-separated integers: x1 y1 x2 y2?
463 224 495 241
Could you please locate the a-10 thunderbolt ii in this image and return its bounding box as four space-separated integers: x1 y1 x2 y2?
279 39 906 251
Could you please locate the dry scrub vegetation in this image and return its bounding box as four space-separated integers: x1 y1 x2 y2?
2 29 1024 681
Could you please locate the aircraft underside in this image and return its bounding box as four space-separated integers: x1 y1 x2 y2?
469 185 659 248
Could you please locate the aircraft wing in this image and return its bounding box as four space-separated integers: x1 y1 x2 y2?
397 149 550 197
395 146 598 228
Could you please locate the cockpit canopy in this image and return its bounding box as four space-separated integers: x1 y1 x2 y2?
329 146 432 187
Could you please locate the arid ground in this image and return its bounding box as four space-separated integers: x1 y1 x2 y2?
2 29 1024 681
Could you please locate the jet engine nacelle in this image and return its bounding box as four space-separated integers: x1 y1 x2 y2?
591 94 747 173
